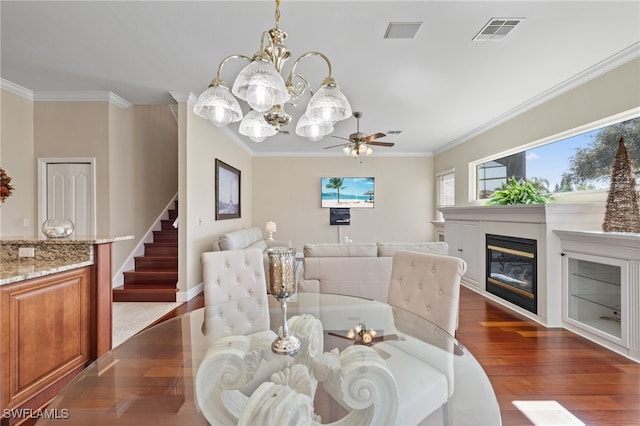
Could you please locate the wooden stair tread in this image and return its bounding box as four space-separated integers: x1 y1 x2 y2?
134 255 178 260
114 200 179 302
113 286 177 302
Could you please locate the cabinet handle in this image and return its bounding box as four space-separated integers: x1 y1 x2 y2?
561 252 565 256
458 249 463 252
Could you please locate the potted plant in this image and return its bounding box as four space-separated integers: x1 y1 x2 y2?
485 176 554 205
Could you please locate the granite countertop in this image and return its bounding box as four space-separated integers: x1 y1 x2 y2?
0 234 134 286
0 235 134 244
0 259 94 286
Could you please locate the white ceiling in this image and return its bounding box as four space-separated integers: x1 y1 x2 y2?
1 1 639 156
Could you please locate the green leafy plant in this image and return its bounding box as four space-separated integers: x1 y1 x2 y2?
485 177 554 205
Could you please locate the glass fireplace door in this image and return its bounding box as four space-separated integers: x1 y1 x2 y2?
486 234 537 313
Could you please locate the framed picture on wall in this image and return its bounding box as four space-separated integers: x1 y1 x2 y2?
215 159 241 220
321 177 375 208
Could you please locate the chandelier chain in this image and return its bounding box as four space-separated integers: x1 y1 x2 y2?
275 0 281 28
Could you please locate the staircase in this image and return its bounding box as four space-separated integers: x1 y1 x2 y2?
113 201 178 302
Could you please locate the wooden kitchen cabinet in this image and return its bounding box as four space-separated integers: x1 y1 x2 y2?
1 267 90 418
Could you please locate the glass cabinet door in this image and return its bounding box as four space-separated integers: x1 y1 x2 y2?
565 252 628 344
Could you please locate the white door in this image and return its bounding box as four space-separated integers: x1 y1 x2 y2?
46 163 94 236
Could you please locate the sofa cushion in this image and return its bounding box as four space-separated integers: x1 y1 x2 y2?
219 227 263 251
248 240 268 251
303 243 377 257
377 242 448 257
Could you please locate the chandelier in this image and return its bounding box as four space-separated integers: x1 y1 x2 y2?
193 0 352 143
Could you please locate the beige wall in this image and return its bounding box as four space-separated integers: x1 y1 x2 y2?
177 101 253 297
34 101 112 232
0 90 34 237
252 156 435 250
1 91 179 278
108 104 178 273
434 57 640 207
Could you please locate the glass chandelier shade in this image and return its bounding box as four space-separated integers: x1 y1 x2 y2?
232 60 291 112
239 110 278 142
295 113 333 142
193 83 243 127
305 83 352 123
193 0 351 143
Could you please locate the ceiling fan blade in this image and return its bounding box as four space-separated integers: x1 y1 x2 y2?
331 135 352 141
363 132 386 141
367 141 395 147
324 143 350 150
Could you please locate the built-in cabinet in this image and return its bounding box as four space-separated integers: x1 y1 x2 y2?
556 230 639 362
440 205 639 361
1 267 91 416
563 252 627 345
0 236 131 423
444 220 481 287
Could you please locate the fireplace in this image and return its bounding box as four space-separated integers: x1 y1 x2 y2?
486 234 537 313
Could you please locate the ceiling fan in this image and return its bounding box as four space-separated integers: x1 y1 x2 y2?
324 111 395 157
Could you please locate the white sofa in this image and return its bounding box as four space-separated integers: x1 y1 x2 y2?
210 227 292 290
211 227 289 253
298 242 449 302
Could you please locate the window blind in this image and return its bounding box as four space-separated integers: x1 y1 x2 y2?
437 171 455 208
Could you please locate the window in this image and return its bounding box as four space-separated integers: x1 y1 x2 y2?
437 170 455 208
475 114 640 200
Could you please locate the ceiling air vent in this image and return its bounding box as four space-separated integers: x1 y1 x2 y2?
384 22 422 39
473 18 523 41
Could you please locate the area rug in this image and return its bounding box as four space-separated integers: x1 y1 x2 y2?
112 301 183 348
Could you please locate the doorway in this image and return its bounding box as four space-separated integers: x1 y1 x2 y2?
38 158 96 237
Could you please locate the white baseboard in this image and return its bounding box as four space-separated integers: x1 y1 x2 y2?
177 282 204 302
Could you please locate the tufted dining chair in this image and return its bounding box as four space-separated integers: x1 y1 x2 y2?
387 250 467 336
200 248 273 341
380 250 467 425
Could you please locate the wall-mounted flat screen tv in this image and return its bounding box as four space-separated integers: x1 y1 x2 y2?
321 177 375 208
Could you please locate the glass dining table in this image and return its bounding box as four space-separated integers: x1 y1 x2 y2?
37 293 500 426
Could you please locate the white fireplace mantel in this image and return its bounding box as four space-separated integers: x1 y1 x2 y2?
440 203 606 225
441 203 607 327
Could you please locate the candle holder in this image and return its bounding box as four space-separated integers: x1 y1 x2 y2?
267 247 301 355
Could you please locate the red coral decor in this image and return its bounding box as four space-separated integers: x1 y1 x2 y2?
0 167 14 204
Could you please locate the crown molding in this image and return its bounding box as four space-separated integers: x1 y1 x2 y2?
33 90 131 109
169 91 198 107
434 42 640 155
0 79 132 109
0 79 35 100
253 150 433 158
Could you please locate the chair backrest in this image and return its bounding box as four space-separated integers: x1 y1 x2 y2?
201 248 270 339
387 250 467 336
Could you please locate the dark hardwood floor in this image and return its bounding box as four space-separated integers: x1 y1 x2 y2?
149 286 640 426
